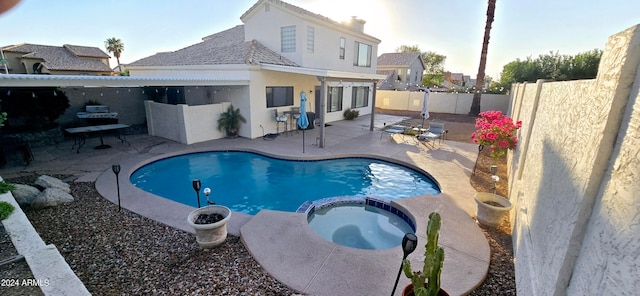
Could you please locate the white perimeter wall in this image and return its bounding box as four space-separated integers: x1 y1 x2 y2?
508 24 640 295
144 100 230 144
375 90 510 114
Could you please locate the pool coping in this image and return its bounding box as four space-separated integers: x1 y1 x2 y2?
95 147 490 296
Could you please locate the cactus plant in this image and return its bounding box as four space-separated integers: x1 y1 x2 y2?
403 211 445 296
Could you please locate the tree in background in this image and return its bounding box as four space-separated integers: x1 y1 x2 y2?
105 37 125 74
470 0 497 116
497 49 602 90
396 45 446 88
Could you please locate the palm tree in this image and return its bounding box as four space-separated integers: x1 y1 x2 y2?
470 0 497 116
104 37 125 73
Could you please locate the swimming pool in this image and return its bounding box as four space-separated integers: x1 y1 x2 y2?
130 151 440 215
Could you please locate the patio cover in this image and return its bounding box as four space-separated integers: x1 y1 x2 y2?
261 64 387 148
0 74 249 87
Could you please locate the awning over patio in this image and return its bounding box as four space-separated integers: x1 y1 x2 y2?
0 74 249 87
261 64 386 148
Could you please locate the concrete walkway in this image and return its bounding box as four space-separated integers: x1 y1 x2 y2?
0 114 488 295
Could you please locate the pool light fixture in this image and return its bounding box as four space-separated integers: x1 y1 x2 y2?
112 164 121 211
391 233 418 296
204 187 214 205
192 179 202 208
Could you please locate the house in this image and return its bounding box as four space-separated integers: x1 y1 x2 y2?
127 0 385 143
376 52 425 91
1 43 113 76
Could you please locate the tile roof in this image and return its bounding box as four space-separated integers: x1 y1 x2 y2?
377 52 421 66
128 25 298 67
63 44 111 58
3 43 112 72
242 0 338 27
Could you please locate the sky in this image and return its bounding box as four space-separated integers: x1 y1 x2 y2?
1 0 639 79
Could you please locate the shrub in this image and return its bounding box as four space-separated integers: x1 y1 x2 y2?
0 201 15 220
0 180 16 194
0 87 70 132
343 108 359 120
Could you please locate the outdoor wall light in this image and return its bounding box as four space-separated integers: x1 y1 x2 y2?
112 164 121 211
391 233 418 296
489 165 498 175
204 187 214 205
192 179 201 208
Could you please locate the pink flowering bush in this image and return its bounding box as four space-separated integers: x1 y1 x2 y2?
471 110 522 159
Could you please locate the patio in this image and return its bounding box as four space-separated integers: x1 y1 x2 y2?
0 113 489 295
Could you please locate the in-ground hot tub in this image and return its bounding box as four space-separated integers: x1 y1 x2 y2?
304 197 415 250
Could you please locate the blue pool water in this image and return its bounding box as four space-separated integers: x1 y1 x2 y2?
308 204 414 249
130 151 440 215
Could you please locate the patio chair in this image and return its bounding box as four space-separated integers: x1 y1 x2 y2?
417 121 447 147
290 106 301 133
380 123 409 141
274 109 288 134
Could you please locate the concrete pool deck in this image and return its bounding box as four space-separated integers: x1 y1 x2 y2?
0 114 489 295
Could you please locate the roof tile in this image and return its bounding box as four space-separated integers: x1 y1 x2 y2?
3 43 112 72
377 52 421 66
128 25 298 67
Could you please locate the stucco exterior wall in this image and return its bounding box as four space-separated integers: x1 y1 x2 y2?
375 90 510 114
57 87 149 126
144 100 230 144
509 24 640 295
243 1 379 73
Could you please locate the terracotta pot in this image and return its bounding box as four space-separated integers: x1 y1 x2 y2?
474 192 513 227
187 205 231 248
402 283 449 296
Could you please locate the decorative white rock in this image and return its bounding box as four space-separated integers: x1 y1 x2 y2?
35 175 71 193
31 188 74 209
11 183 41 206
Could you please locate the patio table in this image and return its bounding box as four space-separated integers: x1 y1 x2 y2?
65 124 130 153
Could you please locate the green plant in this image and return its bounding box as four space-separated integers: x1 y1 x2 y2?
0 111 6 127
0 201 15 220
0 87 70 132
403 212 445 296
343 108 359 120
217 104 246 137
0 180 15 194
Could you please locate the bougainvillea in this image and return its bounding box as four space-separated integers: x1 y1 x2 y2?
471 110 522 159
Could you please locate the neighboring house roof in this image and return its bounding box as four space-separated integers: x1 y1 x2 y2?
377 52 422 67
376 69 395 77
128 25 298 67
2 43 112 72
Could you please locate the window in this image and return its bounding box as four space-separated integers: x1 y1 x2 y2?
266 86 293 107
353 41 372 67
327 87 343 112
307 26 314 53
281 26 296 53
351 86 369 108
339 37 345 59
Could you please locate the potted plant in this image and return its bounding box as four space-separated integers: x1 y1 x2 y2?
402 212 448 296
187 187 231 248
343 108 359 120
217 104 246 138
470 110 521 227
